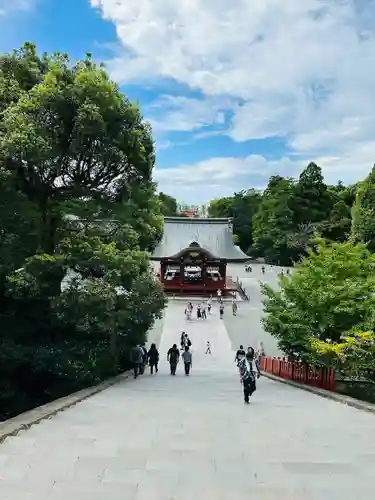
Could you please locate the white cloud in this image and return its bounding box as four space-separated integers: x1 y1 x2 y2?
146 95 231 133
154 154 304 203
0 0 33 15
91 0 375 197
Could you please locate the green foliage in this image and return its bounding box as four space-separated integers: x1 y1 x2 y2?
0 43 166 421
291 162 332 225
351 166 375 251
158 192 178 216
252 177 297 264
261 239 375 361
208 190 262 252
311 331 375 381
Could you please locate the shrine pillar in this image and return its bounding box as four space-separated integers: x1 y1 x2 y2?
221 262 227 285
179 262 184 290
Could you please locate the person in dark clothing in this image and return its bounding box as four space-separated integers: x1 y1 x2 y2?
147 343 159 374
167 344 180 375
238 351 260 404
219 303 224 319
235 345 246 364
131 344 144 379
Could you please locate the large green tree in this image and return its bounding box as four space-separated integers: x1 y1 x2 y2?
0 43 166 420
208 190 262 252
251 176 296 264
261 239 375 361
158 192 178 216
291 162 333 225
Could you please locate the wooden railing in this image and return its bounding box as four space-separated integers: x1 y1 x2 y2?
259 356 336 391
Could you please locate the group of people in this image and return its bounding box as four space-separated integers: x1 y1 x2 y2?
167 341 193 376
245 263 290 276
185 300 211 320
131 342 160 379
235 345 262 404
131 331 265 405
185 297 237 320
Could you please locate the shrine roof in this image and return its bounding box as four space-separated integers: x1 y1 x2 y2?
151 217 248 261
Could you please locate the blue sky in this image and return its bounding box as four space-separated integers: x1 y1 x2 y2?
1 0 375 203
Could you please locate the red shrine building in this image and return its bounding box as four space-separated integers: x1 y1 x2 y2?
151 217 248 295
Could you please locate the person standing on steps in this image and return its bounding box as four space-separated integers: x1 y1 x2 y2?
131 344 144 379
238 350 261 404
147 343 159 374
182 346 192 375
167 343 180 375
205 340 212 354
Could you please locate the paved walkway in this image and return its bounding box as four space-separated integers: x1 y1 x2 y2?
1 299 375 499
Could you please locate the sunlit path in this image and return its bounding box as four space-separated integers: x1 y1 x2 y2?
1 296 375 499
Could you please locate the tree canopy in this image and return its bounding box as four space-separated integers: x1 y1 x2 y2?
0 43 166 420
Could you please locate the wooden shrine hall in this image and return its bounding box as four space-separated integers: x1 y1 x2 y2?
151 217 248 296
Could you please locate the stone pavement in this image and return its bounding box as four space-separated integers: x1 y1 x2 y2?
1 295 375 498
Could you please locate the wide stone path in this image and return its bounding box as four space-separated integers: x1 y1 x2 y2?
1 301 375 499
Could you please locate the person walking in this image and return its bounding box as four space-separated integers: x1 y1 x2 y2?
197 304 202 319
182 346 192 375
219 302 224 319
207 297 212 314
232 300 238 316
131 344 144 379
140 343 148 375
201 304 207 319
181 332 186 350
238 349 260 404
167 344 180 375
205 340 212 354
235 345 246 364
147 343 159 374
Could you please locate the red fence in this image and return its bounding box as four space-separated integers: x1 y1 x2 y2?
259 356 336 391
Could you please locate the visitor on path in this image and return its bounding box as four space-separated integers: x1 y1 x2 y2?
181 331 186 349
197 304 202 319
201 305 207 319
235 345 246 364
184 335 192 349
257 340 265 357
167 344 180 375
205 340 212 354
219 302 224 319
261 265 265 274
185 307 191 320
182 346 192 375
147 343 159 374
238 350 260 404
217 289 222 302
207 297 212 314
232 300 238 316
140 343 148 375
131 344 144 379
